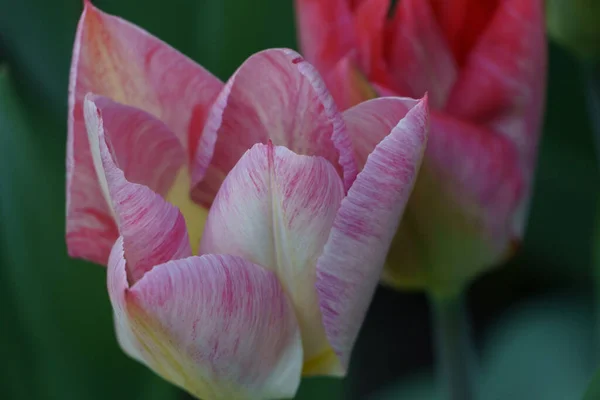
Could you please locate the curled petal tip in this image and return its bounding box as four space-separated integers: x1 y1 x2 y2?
192 47 356 205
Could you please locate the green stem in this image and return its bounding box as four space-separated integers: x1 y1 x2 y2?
430 290 476 400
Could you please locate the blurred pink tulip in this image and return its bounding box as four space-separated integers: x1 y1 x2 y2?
295 0 547 294
66 3 429 398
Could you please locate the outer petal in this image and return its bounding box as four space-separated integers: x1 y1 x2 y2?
316 96 429 369
383 112 523 292
108 239 303 400
67 2 222 264
84 96 191 282
443 0 546 236
385 0 458 108
200 143 345 375
192 49 357 206
342 96 419 168
294 0 357 74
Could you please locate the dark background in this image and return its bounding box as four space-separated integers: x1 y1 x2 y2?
0 1 597 399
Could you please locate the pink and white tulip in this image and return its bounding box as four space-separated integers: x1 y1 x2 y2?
295 0 547 294
67 3 429 399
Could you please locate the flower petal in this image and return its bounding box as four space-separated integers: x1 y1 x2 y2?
443 0 546 236
386 0 458 108
67 2 222 264
108 238 303 400
192 49 357 205
325 56 378 110
294 0 357 74
84 95 191 282
428 0 501 66
342 96 420 168
353 0 390 80
200 143 345 375
316 96 429 369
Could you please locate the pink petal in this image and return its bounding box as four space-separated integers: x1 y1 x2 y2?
443 0 546 236
386 0 458 108
108 238 303 399
316 96 429 369
84 96 191 283
200 143 345 374
428 0 501 66
325 56 378 111
342 96 420 168
67 2 222 264
192 48 357 206
294 0 357 74
353 0 390 80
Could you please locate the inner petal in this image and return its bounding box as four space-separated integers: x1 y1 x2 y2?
429 0 501 66
199 143 346 375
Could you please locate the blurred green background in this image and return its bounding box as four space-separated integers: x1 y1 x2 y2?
0 0 599 399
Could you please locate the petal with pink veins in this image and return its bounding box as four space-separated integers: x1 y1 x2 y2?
316 96 429 369
192 49 357 207
200 143 345 375
353 0 390 81
108 238 303 400
84 95 191 283
386 0 457 108
294 0 357 74
342 96 420 168
67 2 222 264
443 0 546 236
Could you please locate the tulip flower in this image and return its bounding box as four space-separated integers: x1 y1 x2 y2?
295 0 547 296
66 3 429 399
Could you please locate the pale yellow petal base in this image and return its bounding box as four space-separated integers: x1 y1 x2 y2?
166 167 208 255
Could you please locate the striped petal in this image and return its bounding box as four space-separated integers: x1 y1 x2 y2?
67 2 222 264
342 96 420 168
294 0 357 74
316 96 428 369
443 0 546 236
353 0 390 81
386 0 458 108
83 95 191 282
108 238 303 400
192 49 357 207
200 143 345 376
